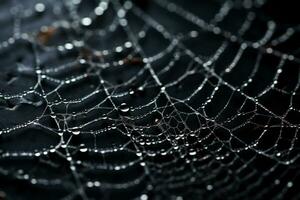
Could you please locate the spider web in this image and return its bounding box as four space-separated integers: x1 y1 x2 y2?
0 0 300 199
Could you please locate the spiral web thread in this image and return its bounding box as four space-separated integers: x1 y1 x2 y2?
0 0 300 199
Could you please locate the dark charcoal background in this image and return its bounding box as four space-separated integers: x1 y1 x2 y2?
0 0 300 200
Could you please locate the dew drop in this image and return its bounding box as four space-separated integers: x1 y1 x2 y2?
94 6 104 16
87 181 93 187
64 43 74 50
35 3 46 13
125 41 132 48
190 30 198 38
147 184 153 190
72 130 80 135
206 184 213 191
276 152 281 157
117 9 126 18
79 59 87 64
94 181 101 187
119 103 130 113
34 152 41 157
189 150 197 156
81 17 92 26
115 46 123 53
140 194 148 200
23 174 29 180
79 144 88 152
129 89 135 95
50 148 56 153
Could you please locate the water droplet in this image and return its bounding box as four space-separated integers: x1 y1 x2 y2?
125 41 132 48
117 9 126 18
81 17 92 26
50 148 56 153
72 130 80 135
34 152 41 157
94 181 101 187
23 174 29 180
119 103 130 113
276 152 281 157
147 184 153 190
35 3 46 13
190 30 198 38
140 194 148 200
94 6 104 16
79 145 88 152
99 1 108 9
189 150 197 156
79 59 87 64
129 89 135 95
64 43 73 50
115 46 123 53
31 178 37 184
87 181 93 187
206 184 213 190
